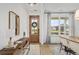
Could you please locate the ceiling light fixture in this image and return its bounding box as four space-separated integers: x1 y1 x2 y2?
28 3 36 6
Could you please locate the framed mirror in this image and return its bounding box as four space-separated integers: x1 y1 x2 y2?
15 15 20 35
9 11 20 35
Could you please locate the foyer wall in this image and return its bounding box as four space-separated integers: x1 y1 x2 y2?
0 4 28 49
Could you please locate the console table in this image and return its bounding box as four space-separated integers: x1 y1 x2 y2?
0 37 30 55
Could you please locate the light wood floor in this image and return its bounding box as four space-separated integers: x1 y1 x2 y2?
24 43 67 55
40 44 52 55
28 44 52 55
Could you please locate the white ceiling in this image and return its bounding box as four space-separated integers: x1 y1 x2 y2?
24 3 79 12
43 3 79 12
1 3 79 12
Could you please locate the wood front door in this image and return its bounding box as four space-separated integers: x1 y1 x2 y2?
29 16 39 43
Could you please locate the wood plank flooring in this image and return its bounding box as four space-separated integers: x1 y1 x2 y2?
18 43 66 55
40 44 52 55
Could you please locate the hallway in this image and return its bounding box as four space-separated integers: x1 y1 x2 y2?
0 3 79 55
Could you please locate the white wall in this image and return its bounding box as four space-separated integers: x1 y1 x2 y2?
0 4 28 49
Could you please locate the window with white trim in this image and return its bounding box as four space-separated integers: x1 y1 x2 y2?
49 16 69 36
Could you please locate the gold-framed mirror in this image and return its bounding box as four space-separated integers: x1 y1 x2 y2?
9 11 20 35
